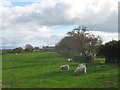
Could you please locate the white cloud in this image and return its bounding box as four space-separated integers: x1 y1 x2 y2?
0 0 12 7
90 31 118 44
37 26 51 35
1 0 118 27
1 0 119 49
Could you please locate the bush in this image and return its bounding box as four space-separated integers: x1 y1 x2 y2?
13 47 24 53
97 40 119 63
72 54 91 62
95 58 105 64
2 49 13 54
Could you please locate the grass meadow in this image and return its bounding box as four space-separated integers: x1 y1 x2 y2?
2 52 119 88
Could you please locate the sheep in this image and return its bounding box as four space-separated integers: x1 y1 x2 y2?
77 63 86 68
74 63 87 76
67 58 73 62
60 64 69 70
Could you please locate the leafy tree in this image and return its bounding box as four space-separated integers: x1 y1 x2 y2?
56 26 102 62
97 40 119 63
13 47 24 53
25 44 33 52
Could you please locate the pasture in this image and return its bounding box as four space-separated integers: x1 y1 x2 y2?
2 52 119 88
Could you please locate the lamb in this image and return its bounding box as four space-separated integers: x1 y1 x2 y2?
60 64 69 70
67 58 73 62
74 63 87 76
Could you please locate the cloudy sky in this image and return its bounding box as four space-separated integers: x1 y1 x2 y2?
0 0 119 49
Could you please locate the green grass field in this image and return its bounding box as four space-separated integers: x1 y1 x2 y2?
2 52 119 88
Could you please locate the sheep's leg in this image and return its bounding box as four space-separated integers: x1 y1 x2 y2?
84 68 87 75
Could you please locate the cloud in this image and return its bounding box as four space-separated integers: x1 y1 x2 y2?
0 0 12 7
1 0 118 28
90 31 118 44
1 0 119 49
2 24 63 49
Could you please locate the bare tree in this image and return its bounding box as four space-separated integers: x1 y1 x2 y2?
56 26 102 62
25 44 33 52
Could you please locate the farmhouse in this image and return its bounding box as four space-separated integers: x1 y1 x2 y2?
42 46 55 52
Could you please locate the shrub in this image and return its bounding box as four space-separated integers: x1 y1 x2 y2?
13 47 24 53
95 58 105 64
72 54 91 62
97 40 119 63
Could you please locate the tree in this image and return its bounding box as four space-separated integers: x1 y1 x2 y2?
25 44 33 52
97 40 119 63
55 26 102 62
13 47 24 53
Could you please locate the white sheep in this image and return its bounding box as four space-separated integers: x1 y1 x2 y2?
67 58 73 62
77 63 86 68
60 65 69 70
74 63 87 75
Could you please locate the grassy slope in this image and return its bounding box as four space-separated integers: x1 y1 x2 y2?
2 52 118 88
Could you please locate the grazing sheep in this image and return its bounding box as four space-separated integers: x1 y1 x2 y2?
77 63 86 68
67 58 73 62
60 65 69 70
74 63 87 76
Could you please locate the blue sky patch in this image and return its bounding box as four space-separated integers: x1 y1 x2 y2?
11 2 33 6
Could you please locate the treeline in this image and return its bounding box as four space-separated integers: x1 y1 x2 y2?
2 44 35 55
2 44 55 55
2 47 24 54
